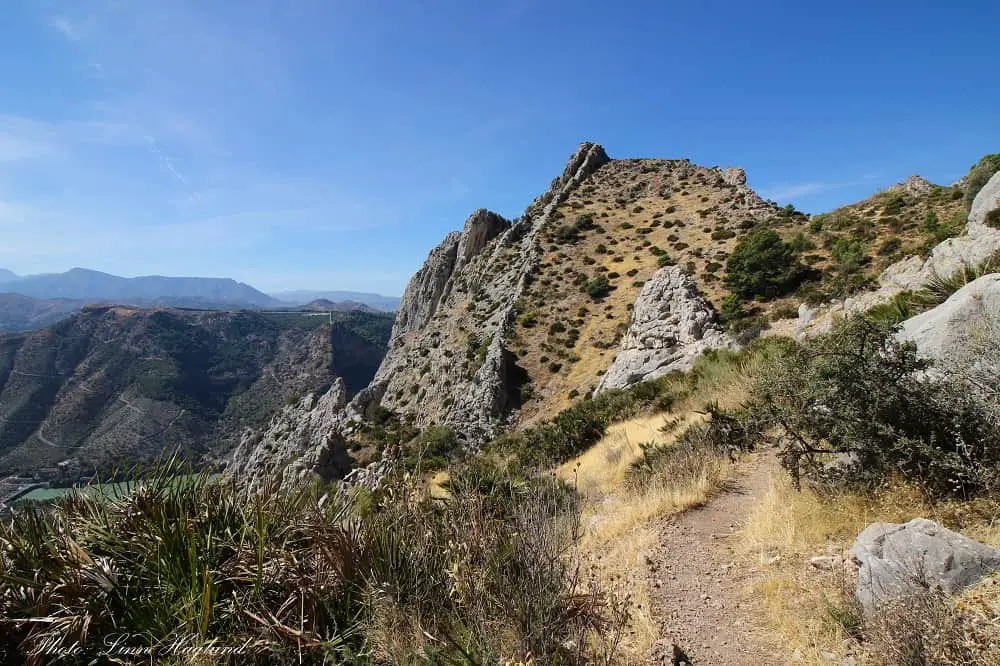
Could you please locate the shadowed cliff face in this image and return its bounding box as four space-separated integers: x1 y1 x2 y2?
0 306 391 481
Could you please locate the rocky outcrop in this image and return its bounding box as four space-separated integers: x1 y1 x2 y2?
795 171 1000 337
457 209 510 266
888 174 934 196
898 273 1000 363
595 267 732 393
850 518 1000 613
389 232 461 340
721 167 747 187
371 142 611 443
229 378 353 484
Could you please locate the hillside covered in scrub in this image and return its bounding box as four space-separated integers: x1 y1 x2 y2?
0 307 392 486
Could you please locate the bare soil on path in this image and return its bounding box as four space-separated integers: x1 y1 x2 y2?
646 454 779 665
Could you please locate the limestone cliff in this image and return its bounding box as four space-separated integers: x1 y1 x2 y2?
371 143 611 442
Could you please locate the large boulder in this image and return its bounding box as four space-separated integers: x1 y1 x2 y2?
898 273 1000 363
850 518 1000 613
595 267 732 393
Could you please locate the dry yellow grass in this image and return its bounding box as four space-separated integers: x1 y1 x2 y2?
555 412 696 495
740 472 1000 664
552 407 731 662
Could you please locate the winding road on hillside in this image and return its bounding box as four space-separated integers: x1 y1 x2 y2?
646 454 779 665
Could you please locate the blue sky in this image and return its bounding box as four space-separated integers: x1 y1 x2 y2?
1 1 996 296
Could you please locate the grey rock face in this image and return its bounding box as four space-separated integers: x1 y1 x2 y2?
456 209 510 266
722 167 747 187
850 518 1000 613
374 142 612 444
390 232 461 340
888 175 934 196
898 273 1000 363
229 378 352 484
595 267 732 393
969 169 1000 227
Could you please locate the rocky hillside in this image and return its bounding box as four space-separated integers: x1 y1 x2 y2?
235 143 998 483
0 294 84 333
365 146 782 435
0 306 391 482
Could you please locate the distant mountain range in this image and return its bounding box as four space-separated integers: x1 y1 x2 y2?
0 268 279 307
0 268 400 332
270 290 401 311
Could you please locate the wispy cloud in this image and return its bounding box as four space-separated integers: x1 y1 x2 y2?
50 16 85 42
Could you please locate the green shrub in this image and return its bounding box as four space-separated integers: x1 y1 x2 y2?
881 192 906 214
922 210 940 234
583 275 612 299
723 228 807 300
830 237 867 272
877 236 902 256
748 317 1000 499
789 232 816 253
985 208 1000 229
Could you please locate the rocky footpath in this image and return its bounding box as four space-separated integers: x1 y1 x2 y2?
595 267 732 393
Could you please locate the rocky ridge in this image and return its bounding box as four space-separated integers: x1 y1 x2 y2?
235 143 786 481
0 307 391 482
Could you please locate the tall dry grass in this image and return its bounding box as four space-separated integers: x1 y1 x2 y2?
741 473 1000 665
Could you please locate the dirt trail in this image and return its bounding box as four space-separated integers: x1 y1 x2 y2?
646 454 778 665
